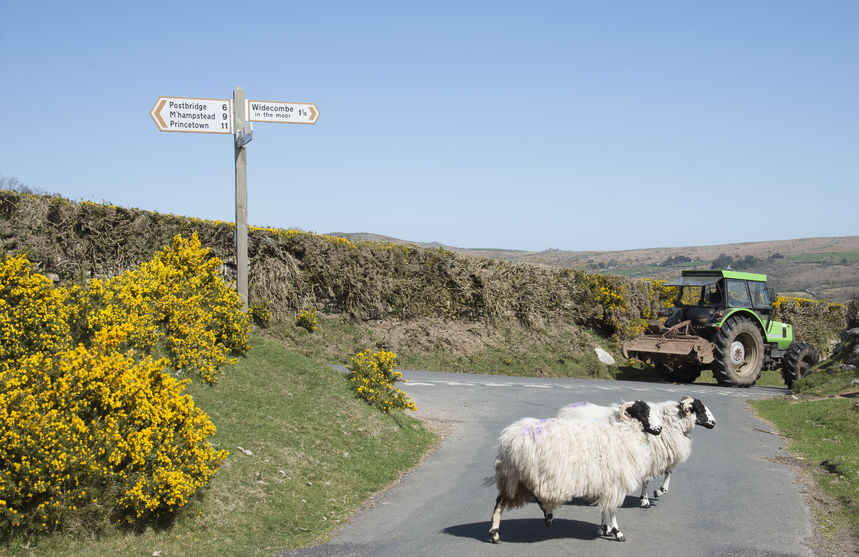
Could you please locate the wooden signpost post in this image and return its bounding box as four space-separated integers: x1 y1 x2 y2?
150 88 319 311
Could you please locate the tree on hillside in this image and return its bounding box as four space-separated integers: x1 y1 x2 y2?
710 253 733 270
660 255 692 266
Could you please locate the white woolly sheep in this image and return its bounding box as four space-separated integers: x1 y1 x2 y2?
489 400 663 544
558 396 716 508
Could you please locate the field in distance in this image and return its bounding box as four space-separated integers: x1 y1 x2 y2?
330 233 859 303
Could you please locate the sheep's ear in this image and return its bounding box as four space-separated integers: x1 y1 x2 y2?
617 401 635 421
680 396 695 414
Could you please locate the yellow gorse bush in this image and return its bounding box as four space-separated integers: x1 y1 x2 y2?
0 256 71 365
346 350 416 414
74 233 250 385
1 328 227 534
0 234 248 538
586 274 637 338
249 301 272 328
296 307 318 332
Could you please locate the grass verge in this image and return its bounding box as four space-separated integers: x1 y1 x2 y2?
750 359 859 552
9 334 436 556
265 314 622 380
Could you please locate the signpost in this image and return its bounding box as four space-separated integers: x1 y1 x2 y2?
150 88 319 311
246 100 319 124
150 97 233 134
233 88 249 312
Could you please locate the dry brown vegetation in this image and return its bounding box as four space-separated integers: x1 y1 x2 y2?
1 190 850 374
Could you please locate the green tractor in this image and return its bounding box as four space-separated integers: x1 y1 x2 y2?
622 269 818 388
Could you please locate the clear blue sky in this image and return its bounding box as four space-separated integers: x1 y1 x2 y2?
2 1 857 251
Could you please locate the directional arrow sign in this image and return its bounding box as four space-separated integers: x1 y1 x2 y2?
246 100 319 124
150 96 233 133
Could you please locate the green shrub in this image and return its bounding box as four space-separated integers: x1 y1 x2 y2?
346 350 416 413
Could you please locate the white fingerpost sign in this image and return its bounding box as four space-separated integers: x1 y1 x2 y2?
150 97 233 133
246 100 320 124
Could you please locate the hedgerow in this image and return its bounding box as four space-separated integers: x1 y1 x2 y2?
0 234 248 539
0 190 847 351
773 296 847 354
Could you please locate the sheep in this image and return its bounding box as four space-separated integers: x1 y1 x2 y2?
489 400 663 544
557 396 716 508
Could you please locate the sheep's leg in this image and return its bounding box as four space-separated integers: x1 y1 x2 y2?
604 509 626 542
639 479 651 508
489 494 504 544
536 498 553 527
599 509 610 537
654 469 673 498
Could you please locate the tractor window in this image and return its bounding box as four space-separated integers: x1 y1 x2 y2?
676 282 720 306
677 286 701 305
726 279 752 308
678 285 705 305
704 283 722 305
748 281 771 309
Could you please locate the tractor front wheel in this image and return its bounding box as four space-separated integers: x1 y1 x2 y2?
781 342 818 388
712 316 764 387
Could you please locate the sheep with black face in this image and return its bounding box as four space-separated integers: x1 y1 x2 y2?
558 396 716 509
489 400 663 544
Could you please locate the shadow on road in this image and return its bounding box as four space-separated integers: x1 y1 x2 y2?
613 365 666 383
443 517 598 544
562 494 646 509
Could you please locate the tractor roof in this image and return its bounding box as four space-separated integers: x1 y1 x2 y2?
679 269 768 282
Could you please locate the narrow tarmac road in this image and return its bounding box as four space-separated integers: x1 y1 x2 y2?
280 372 813 557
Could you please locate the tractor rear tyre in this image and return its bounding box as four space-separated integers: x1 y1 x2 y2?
781 342 818 388
712 316 764 387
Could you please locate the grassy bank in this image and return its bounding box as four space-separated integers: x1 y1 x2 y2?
10 335 436 556
264 314 621 380
750 355 859 552
262 314 798 388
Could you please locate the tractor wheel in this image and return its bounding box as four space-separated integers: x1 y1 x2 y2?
781 342 818 388
712 316 764 387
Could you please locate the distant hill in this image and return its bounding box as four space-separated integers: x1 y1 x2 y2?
329 233 859 303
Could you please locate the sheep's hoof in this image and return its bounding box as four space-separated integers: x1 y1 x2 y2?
654 488 666 498
489 529 501 544
639 496 651 509
544 514 553 527
599 525 610 537
612 528 626 542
